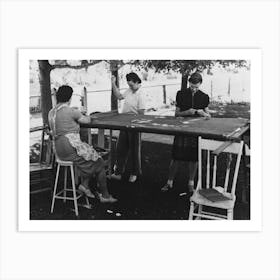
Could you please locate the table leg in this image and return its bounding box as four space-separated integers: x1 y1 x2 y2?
108 129 112 178
87 128 92 145
138 132 142 175
241 136 248 204
97 129 105 148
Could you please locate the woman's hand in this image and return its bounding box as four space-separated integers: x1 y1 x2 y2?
111 75 117 84
188 108 196 115
176 108 196 117
197 109 211 119
80 107 87 115
196 109 205 116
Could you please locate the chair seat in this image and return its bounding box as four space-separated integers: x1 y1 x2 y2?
190 190 236 210
56 159 74 166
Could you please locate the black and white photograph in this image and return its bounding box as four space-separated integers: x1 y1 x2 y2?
30 58 251 220
19 48 261 231
2 1 280 279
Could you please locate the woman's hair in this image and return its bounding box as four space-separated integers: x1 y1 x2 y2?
126 72 142 84
189 72 203 84
56 85 73 103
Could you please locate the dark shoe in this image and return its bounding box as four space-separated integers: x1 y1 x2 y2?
161 183 173 192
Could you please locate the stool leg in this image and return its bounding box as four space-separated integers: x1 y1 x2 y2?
70 165 79 216
63 166 67 203
51 164 60 213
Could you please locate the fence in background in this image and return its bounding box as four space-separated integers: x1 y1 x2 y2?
29 74 249 113
29 83 181 113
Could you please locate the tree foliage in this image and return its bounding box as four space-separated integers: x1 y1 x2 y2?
106 59 249 90
107 59 249 73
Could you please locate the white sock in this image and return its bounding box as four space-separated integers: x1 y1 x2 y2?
167 179 173 187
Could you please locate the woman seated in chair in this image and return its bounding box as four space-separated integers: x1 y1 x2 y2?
48 85 117 203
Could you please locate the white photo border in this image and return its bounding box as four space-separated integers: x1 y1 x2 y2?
19 48 261 232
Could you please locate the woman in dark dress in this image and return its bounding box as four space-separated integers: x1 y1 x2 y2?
161 72 211 193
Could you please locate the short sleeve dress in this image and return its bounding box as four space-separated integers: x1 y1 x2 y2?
121 87 146 114
48 104 103 177
172 88 210 161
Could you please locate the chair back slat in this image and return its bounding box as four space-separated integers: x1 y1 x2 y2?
212 155 217 188
224 154 232 192
197 137 203 190
206 150 210 189
231 142 244 195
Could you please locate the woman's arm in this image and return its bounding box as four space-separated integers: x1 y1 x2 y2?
71 108 92 124
204 107 211 115
111 76 124 100
197 107 211 119
175 107 196 117
77 115 91 124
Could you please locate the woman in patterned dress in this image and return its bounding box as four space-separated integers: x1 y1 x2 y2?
48 85 117 203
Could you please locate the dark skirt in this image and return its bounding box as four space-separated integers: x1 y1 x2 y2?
55 135 105 178
172 135 198 162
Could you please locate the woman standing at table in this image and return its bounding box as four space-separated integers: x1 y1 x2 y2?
111 72 146 183
161 72 211 193
48 85 117 203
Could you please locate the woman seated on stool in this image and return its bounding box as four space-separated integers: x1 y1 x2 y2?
48 85 117 203
161 72 211 193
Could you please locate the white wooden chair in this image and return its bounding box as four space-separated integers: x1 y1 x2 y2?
188 137 244 220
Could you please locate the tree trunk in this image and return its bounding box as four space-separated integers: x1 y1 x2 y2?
180 63 192 91
38 60 52 125
110 62 119 111
181 71 189 91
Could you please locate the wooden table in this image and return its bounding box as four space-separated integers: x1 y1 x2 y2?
82 111 250 201
84 111 249 141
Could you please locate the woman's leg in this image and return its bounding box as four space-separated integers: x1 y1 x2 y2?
161 159 180 190
168 159 180 182
96 167 110 198
81 177 90 188
79 175 95 198
188 161 198 191
94 158 112 198
130 132 142 176
114 131 129 175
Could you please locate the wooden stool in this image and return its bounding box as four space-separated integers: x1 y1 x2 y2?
50 159 89 216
